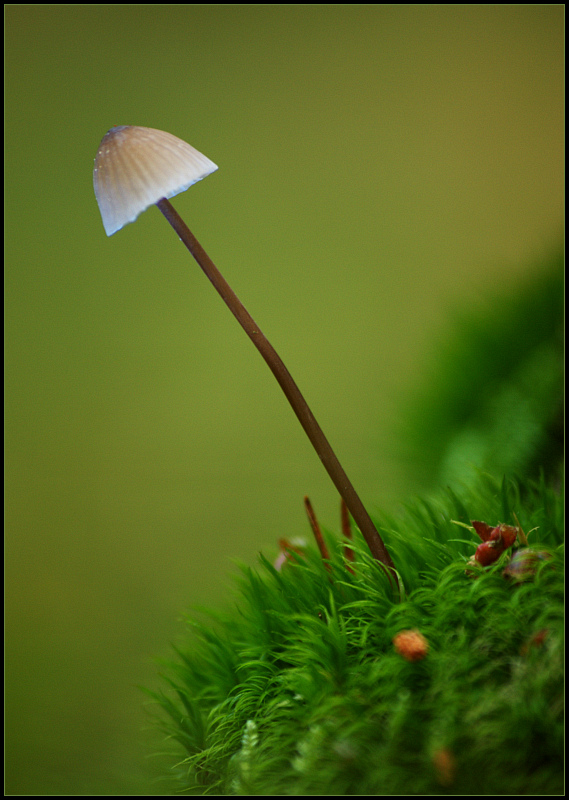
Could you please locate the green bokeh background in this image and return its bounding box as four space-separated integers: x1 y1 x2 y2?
5 5 563 795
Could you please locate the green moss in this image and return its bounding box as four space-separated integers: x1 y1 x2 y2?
148 253 564 794
148 474 563 795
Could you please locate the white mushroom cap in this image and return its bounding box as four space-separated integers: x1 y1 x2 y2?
93 126 218 236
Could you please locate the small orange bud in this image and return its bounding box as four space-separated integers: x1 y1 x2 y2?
392 629 429 661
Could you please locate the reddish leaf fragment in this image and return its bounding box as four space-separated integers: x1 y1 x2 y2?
491 523 518 549
471 520 518 566
472 520 494 542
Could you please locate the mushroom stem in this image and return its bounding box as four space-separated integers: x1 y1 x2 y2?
156 196 398 590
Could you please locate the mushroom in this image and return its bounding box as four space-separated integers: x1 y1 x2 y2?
93 125 397 589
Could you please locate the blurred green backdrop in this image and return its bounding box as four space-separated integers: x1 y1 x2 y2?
5 5 563 795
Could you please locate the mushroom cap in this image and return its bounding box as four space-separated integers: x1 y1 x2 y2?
93 126 218 236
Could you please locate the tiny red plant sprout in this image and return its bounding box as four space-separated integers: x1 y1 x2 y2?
275 497 358 575
471 520 494 542
340 499 356 572
303 496 358 575
469 521 519 567
304 496 331 565
392 629 429 662
491 523 518 549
